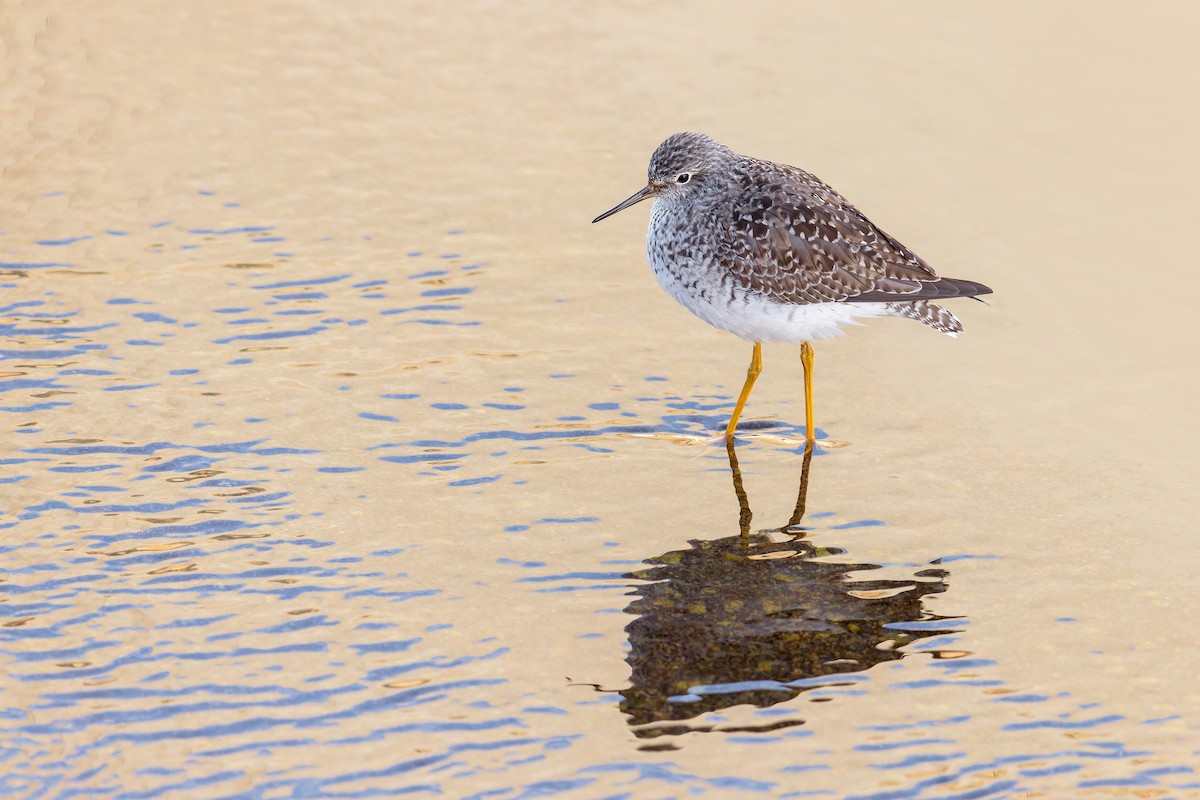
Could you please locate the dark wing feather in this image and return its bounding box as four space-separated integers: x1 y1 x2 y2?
726 166 990 305
852 276 992 302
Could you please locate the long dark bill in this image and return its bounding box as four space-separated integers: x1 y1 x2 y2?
592 184 655 223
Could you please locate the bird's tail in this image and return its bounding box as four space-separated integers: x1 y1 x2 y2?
886 300 964 337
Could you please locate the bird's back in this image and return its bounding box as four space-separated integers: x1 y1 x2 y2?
714 156 950 306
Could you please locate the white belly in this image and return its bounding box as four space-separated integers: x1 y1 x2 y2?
648 255 890 344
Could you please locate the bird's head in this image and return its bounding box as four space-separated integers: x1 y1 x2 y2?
593 132 734 223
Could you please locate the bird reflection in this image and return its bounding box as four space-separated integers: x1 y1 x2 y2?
620 440 959 741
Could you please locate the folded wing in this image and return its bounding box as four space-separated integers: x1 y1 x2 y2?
726 174 992 305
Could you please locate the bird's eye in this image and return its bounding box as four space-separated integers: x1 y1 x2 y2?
675 172 692 184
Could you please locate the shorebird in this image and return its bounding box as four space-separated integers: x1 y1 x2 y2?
593 132 992 444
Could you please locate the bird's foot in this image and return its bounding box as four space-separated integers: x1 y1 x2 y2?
724 431 848 449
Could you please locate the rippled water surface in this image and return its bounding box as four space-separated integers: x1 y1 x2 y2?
3 3 1197 798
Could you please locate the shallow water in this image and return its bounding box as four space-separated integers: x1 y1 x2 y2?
2 2 1198 798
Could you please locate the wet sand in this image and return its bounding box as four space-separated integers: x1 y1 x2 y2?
2 2 1197 797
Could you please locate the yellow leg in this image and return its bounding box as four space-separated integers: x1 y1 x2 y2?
724 342 762 440
801 341 815 444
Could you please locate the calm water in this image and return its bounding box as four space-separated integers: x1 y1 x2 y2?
3 3 1197 799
